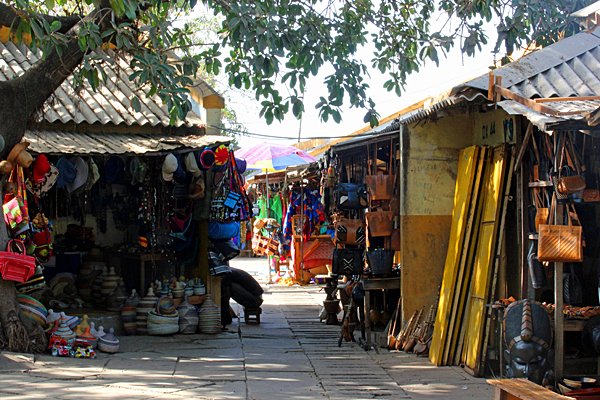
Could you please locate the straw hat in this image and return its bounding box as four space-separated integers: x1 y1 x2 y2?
7 142 33 168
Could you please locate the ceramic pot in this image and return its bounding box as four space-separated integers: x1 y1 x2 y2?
121 290 140 335
136 287 158 335
197 295 220 334
98 327 120 353
177 296 198 334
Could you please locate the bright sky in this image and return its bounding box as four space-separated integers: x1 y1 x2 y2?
230 24 500 149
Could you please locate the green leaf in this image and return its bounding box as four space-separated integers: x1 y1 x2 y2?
45 0 55 10
131 96 141 112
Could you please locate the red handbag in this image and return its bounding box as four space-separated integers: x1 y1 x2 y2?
0 239 36 283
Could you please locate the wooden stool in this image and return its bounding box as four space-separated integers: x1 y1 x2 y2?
244 307 262 324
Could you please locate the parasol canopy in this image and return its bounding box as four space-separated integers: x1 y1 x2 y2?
235 143 317 172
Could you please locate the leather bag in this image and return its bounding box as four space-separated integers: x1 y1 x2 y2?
533 188 549 233
366 249 394 275
538 194 583 263
366 210 394 237
366 138 396 200
527 241 547 289
0 239 36 283
336 183 368 210
334 217 366 245
251 234 279 256
332 248 363 275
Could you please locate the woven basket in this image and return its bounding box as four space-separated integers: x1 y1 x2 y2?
136 288 158 335
177 297 199 334
147 323 180 336
198 295 221 334
147 310 179 325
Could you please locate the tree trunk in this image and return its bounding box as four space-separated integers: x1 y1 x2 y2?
0 0 113 353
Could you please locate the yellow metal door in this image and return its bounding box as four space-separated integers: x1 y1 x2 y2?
463 144 509 370
429 146 481 366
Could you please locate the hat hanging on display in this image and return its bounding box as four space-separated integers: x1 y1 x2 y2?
199 148 215 170
173 156 187 184
162 154 178 182
39 163 59 194
56 157 77 188
235 158 247 174
105 156 126 184
214 145 229 166
184 152 201 178
84 158 100 190
7 142 33 168
66 157 89 193
130 157 148 185
188 174 205 199
32 155 50 184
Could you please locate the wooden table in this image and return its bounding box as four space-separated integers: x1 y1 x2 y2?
361 276 401 349
116 252 168 294
487 379 573 400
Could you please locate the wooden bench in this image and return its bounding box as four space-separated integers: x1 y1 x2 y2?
487 379 574 400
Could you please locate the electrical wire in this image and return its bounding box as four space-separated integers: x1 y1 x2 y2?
208 124 400 141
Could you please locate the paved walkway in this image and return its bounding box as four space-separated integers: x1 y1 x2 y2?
0 284 492 400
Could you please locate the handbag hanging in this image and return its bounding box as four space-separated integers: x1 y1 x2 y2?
557 134 586 194
366 210 394 237
331 247 363 276
533 188 549 233
366 138 396 200
0 239 36 283
334 216 366 245
538 193 583 263
584 137 600 202
336 183 368 210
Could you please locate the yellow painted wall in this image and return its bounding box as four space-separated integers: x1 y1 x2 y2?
473 108 516 147
401 113 474 321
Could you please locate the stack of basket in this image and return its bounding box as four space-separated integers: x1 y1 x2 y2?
147 296 179 336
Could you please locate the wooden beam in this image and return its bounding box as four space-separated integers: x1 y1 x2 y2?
513 123 533 173
494 86 560 116
488 71 495 101
534 95 600 103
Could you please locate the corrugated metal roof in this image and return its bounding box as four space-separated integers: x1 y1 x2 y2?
0 42 205 128
452 28 600 96
24 130 229 155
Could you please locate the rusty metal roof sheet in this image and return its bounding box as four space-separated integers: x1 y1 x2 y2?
0 41 205 128
24 130 229 155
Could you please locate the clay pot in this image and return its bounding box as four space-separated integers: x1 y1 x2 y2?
369 309 382 325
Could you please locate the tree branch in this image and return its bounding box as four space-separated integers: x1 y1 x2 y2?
0 3 82 34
